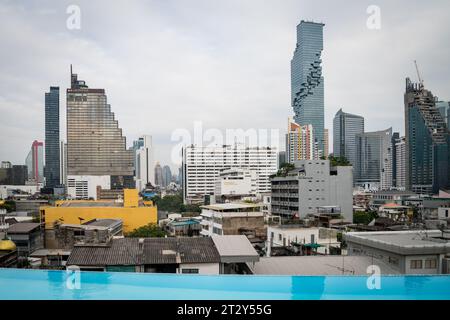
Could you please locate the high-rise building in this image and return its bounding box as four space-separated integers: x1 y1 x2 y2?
405 78 450 194
59 141 67 187
134 135 155 191
355 128 393 190
162 165 172 188
333 109 364 165
182 145 278 203
323 128 329 158
154 162 163 187
66 66 134 198
25 140 44 185
391 132 400 187
0 165 28 186
44 86 60 188
436 100 450 127
395 136 406 190
286 119 317 163
291 21 325 154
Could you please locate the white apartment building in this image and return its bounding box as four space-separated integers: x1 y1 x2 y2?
135 135 155 191
182 145 277 203
395 137 406 190
214 168 258 198
67 175 110 200
271 160 353 222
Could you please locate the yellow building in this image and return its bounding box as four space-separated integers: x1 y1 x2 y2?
40 189 157 233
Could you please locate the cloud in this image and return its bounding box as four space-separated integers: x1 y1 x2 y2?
1 0 449 172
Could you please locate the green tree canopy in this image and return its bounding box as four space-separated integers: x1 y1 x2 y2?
126 223 167 238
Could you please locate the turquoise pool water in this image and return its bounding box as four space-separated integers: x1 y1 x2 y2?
1 268 450 300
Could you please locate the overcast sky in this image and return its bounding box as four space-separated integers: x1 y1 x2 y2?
1 0 449 172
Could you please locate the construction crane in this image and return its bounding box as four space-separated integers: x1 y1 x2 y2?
414 60 424 88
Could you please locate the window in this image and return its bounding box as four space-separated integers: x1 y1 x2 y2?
425 259 437 269
410 259 423 269
182 269 199 274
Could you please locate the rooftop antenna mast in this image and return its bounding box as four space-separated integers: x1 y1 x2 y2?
414 60 424 89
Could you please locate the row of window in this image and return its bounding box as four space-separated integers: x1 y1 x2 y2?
410 259 437 269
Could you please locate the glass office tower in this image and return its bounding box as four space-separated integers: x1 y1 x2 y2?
333 108 365 166
291 20 325 155
44 86 60 187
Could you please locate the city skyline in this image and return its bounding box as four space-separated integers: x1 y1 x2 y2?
1 1 450 171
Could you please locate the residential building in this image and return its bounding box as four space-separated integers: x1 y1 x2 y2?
164 218 202 237
291 20 325 154
1 161 11 169
333 109 364 166
370 190 418 208
66 66 134 198
286 119 317 163
66 236 259 274
134 135 155 191
6 222 43 257
405 78 450 194
25 140 44 185
355 128 393 190
47 218 123 249
200 203 265 239
271 160 353 221
267 225 339 255
214 168 258 200
345 230 450 274
182 145 277 203
44 86 60 188
40 189 157 234
395 136 406 190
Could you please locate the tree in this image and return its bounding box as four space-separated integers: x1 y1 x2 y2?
0 200 16 213
126 223 167 238
328 155 351 167
270 162 296 178
353 211 378 225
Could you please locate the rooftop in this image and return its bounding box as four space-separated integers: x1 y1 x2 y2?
211 235 259 263
201 203 261 211
7 222 40 234
67 237 221 266
250 256 400 275
345 230 450 255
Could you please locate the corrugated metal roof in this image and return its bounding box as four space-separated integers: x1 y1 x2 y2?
7 222 41 234
67 238 141 266
67 237 221 267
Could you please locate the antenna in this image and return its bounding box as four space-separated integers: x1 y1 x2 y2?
414 60 424 88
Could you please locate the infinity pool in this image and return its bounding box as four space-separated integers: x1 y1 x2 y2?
1 269 450 300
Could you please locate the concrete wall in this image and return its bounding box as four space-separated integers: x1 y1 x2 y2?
178 263 220 275
41 205 157 233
